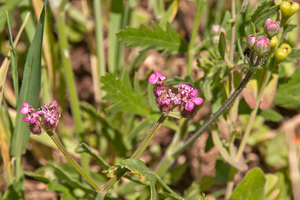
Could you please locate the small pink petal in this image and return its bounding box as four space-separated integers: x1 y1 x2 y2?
50 119 56 125
22 102 29 107
154 71 166 80
190 89 198 97
185 101 194 111
161 97 166 105
192 97 203 105
30 118 38 124
149 73 158 84
24 116 30 122
20 107 29 114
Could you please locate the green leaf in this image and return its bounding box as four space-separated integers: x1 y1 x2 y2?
0 0 20 32
165 75 195 86
24 171 50 184
47 182 70 193
250 1 274 24
287 49 300 60
117 21 188 54
244 22 256 36
47 163 94 193
264 174 278 196
118 159 184 200
253 5 279 25
273 68 300 108
75 143 111 170
6 11 18 102
218 31 226 59
2 181 24 200
61 193 77 200
101 70 151 116
230 168 266 200
159 0 179 29
11 0 47 172
212 130 248 171
260 109 283 122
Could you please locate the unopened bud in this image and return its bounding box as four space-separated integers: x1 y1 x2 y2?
254 36 270 55
210 24 221 36
247 35 256 50
270 35 278 49
264 18 280 38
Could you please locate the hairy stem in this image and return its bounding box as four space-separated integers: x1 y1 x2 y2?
46 131 101 193
172 69 253 157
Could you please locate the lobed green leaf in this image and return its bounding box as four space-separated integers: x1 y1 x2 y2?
101 70 151 116
117 21 188 54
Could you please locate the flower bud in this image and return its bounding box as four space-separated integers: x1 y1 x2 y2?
247 35 256 50
280 1 300 19
254 36 270 55
264 18 280 38
211 35 220 45
270 35 278 49
210 24 221 36
274 43 292 63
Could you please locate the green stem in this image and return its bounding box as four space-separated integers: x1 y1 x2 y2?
235 68 271 161
46 131 101 193
187 0 206 75
56 9 89 173
225 0 236 198
172 69 253 157
99 114 167 194
93 0 106 79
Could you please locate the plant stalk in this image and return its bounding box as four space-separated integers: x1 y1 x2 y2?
235 68 271 161
225 0 236 198
172 69 253 157
46 131 101 193
56 8 89 173
187 0 206 75
99 114 167 194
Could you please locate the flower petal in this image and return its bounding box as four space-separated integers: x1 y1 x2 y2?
20 107 29 114
192 97 203 105
185 101 194 111
24 116 30 122
30 118 38 124
154 71 166 80
190 89 198 97
149 73 158 84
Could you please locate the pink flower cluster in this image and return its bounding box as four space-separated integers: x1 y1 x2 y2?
20 100 60 135
149 71 203 117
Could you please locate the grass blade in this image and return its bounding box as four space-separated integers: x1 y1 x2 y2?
11 1 47 180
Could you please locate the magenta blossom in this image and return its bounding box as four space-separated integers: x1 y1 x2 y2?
20 102 33 115
149 71 166 85
179 85 203 111
20 100 60 135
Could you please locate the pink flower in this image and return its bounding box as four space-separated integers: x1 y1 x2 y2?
183 89 203 111
20 102 33 115
24 112 39 124
264 18 280 38
149 71 166 85
254 36 270 55
20 100 60 135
